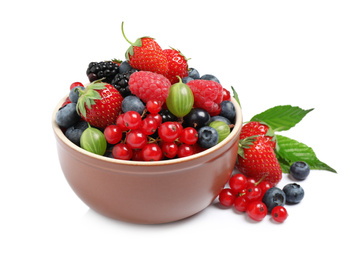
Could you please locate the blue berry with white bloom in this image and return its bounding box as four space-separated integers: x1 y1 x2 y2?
290 161 310 180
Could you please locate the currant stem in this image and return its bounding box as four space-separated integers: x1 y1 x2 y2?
255 173 268 186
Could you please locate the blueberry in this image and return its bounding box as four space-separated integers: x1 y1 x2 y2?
69 86 85 103
65 120 89 146
219 100 236 123
262 187 286 212
283 183 304 204
290 161 310 180
182 76 194 84
56 103 81 128
188 68 200 79
121 95 145 114
197 126 219 148
200 74 220 83
183 108 211 129
119 61 133 74
210 115 231 125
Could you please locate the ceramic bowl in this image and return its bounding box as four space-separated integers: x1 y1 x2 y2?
52 96 242 224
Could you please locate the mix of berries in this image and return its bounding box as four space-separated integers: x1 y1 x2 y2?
56 23 335 224
217 115 312 223
55 22 237 162
218 170 306 223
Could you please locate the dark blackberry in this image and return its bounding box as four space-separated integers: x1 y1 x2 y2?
111 69 138 97
86 61 120 83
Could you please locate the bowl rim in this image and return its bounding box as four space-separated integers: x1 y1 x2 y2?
52 95 243 166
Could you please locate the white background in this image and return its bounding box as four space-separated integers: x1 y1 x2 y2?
1 0 357 259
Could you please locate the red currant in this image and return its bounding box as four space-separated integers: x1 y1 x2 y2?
179 127 198 145
218 188 236 207
146 113 162 126
257 181 272 200
229 173 247 194
222 88 231 101
104 125 122 144
140 117 158 135
246 186 262 201
126 129 147 149
146 100 162 114
177 144 194 158
116 114 129 131
142 143 162 161
123 111 142 130
246 178 256 187
247 201 267 221
158 122 181 142
161 142 178 159
271 206 288 223
173 122 183 135
112 143 133 160
132 149 144 161
234 195 249 212
61 97 71 107
70 82 84 90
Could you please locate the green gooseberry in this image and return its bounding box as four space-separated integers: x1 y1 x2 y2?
209 120 231 143
80 123 107 155
166 77 194 117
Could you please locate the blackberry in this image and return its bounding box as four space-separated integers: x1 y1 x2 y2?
111 68 138 97
86 61 120 83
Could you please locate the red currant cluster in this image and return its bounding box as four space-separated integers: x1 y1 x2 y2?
103 100 204 161
218 173 288 223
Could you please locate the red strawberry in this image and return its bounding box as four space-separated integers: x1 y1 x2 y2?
128 71 171 103
76 81 123 129
121 22 168 76
163 48 189 84
239 121 276 150
236 135 282 186
187 79 223 116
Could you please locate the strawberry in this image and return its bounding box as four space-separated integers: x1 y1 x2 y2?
76 81 123 129
121 22 168 76
239 121 276 150
163 48 189 84
236 135 282 186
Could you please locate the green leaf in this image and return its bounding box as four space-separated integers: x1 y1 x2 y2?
231 86 241 107
275 151 292 173
250 105 314 132
275 134 337 173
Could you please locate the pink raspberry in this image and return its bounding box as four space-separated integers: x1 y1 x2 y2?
187 80 223 116
129 71 171 103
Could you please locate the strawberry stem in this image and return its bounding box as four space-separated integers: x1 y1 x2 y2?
121 22 134 45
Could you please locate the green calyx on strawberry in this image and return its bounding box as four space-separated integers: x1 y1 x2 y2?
121 22 168 76
76 80 123 129
236 103 337 186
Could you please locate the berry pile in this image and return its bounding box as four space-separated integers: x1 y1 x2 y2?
55 22 237 161
218 170 306 223
55 23 336 224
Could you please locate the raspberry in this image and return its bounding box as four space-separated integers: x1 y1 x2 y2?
187 80 223 116
128 71 171 103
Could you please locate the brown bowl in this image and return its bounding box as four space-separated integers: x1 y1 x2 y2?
52 96 242 224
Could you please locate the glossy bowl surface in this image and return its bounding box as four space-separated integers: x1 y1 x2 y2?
52 97 242 224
